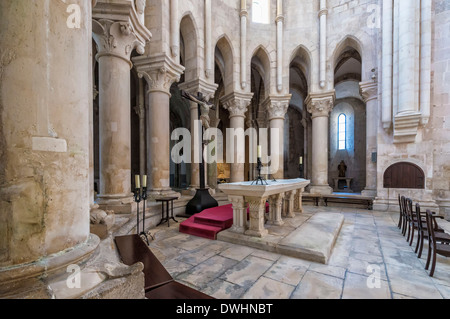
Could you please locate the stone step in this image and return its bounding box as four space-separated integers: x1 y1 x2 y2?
217 212 344 264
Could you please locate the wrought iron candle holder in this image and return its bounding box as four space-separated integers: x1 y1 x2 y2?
134 177 153 245
299 164 304 179
252 158 268 185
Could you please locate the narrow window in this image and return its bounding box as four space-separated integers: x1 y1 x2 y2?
252 0 270 24
338 114 346 150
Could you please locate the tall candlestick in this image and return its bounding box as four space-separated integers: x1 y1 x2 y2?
142 175 147 188
135 175 140 189
257 145 262 158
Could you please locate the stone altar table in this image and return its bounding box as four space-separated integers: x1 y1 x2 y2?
218 179 310 237
333 177 353 192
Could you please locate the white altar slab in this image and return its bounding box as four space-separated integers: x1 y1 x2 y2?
219 179 311 237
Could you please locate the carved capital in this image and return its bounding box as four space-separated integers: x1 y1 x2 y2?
263 95 291 120
359 81 378 103
220 92 253 119
133 53 185 95
305 91 335 118
92 19 145 66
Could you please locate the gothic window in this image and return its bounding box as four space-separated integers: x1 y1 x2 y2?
338 113 346 150
252 0 270 24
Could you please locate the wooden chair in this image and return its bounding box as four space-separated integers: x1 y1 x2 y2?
398 195 408 236
398 194 403 230
425 210 450 277
414 203 450 259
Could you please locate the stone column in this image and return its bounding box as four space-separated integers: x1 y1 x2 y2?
221 92 253 183
179 79 218 193
276 0 284 92
265 95 291 180
360 81 378 197
0 0 98 297
382 0 393 130
245 196 269 238
229 196 247 233
306 91 335 194
283 191 296 218
393 0 421 143
240 0 248 89
319 0 328 89
268 193 285 226
294 188 304 213
134 54 185 197
92 11 150 212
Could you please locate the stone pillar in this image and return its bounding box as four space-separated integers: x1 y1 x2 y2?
360 82 378 197
268 193 285 226
245 196 269 238
0 0 98 297
319 0 328 89
229 196 247 233
283 191 296 218
170 0 179 58
306 91 335 195
382 0 393 130
204 0 213 78
276 0 284 92
240 0 248 89
264 95 291 180
294 188 304 213
393 0 421 143
92 9 150 212
134 54 185 198
179 79 218 193
221 92 253 183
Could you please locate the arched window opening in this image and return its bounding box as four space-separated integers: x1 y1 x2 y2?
338 113 346 150
252 0 270 24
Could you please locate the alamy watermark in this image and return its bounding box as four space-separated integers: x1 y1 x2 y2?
66 264 81 289
171 123 281 174
60 0 81 29
366 264 381 289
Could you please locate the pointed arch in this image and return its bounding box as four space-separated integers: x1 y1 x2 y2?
215 34 235 95
251 45 271 98
180 12 199 81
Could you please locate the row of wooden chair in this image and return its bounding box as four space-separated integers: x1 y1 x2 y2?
398 195 450 277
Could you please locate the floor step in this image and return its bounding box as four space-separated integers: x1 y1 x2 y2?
179 216 223 240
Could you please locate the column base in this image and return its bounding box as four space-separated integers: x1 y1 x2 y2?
361 189 377 197
245 228 268 238
0 234 100 299
309 185 333 195
96 194 136 214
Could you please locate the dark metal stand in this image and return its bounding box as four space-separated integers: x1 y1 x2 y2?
299 163 304 179
252 158 268 185
134 186 153 245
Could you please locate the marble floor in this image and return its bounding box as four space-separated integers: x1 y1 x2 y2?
146 205 450 299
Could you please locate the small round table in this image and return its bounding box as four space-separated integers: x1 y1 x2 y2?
155 197 178 227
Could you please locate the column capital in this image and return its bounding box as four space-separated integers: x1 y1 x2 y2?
178 78 218 102
220 92 253 119
306 90 336 118
359 81 378 103
133 53 185 96
92 1 152 66
263 94 292 120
